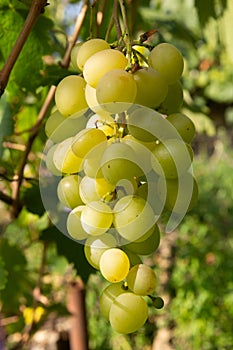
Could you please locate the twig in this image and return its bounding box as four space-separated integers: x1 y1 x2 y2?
0 0 49 97
10 0 90 218
0 190 13 205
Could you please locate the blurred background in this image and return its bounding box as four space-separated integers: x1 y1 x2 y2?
0 0 233 349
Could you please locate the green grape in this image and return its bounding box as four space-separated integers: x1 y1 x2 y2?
115 178 137 201
72 128 107 159
99 248 130 283
96 69 137 113
66 206 88 241
79 176 115 204
84 233 117 270
45 144 62 176
126 264 157 296
133 67 168 108
83 49 128 88
70 42 82 71
166 113 196 143
122 135 153 174
148 43 184 84
123 134 156 151
81 201 113 235
76 38 110 71
113 195 156 241
53 137 84 174
100 142 143 185
158 80 183 115
135 178 164 216
124 224 160 255
122 249 142 267
45 109 88 143
83 155 104 178
151 139 194 179
126 107 164 142
157 173 198 213
109 292 148 334
55 75 88 117
100 283 129 320
57 174 83 209
85 84 112 117
45 110 66 141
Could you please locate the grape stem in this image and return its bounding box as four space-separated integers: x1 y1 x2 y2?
0 0 49 98
118 0 132 67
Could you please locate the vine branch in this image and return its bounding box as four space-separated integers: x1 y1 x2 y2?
0 0 49 97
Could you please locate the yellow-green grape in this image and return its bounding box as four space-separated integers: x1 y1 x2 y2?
166 113 196 143
151 139 194 179
99 248 130 283
157 173 199 213
109 292 148 334
55 75 88 117
124 224 160 256
100 283 129 320
45 110 66 141
83 155 104 178
76 38 110 71
85 84 112 117
96 69 137 113
158 80 183 115
100 142 143 185
83 49 128 88
148 43 184 85
84 234 117 269
57 174 83 209
66 206 88 241
133 67 168 108
115 178 138 201
81 201 113 235
72 128 107 159
45 109 87 143
53 137 84 174
45 145 62 176
126 264 157 296
123 134 156 151
126 107 163 142
113 195 156 241
79 176 115 204
70 42 82 71
122 135 153 174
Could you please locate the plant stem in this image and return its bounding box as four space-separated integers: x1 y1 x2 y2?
118 0 132 65
0 0 49 97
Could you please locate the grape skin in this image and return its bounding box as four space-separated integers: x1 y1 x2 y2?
99 248 130 283
109 292 148 334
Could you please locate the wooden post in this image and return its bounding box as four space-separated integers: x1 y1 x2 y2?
66 280 89 350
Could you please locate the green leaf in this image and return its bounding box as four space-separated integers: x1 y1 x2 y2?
41 226 95 283
0 93 14 156
0 256 8 290
194 0 216 26
0 4 54 97
0 239 32 313
21 182 45 216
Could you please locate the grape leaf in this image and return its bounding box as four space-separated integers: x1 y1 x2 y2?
0 93 14 157
0 239 32 313
21 182 46 216
0 4 54 97
41 226 95 283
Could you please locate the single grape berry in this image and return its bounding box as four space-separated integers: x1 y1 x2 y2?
152 296 164 309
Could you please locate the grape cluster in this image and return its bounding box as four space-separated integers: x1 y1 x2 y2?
42 38 198 334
